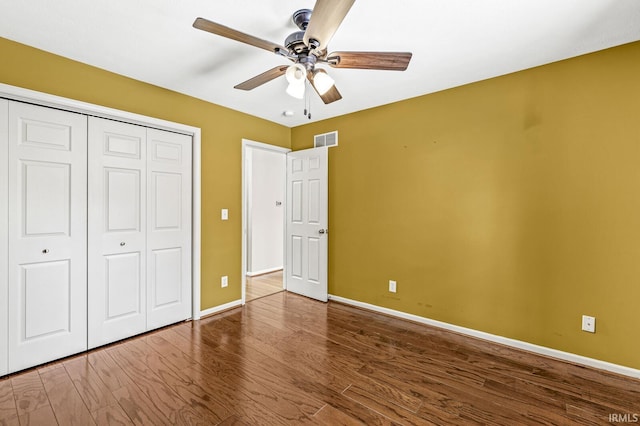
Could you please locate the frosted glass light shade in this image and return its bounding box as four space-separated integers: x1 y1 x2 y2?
285 64 307 84
312 69 335 95
286 81 305 99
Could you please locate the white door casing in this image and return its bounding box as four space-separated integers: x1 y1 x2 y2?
7 102 88 371
0 99 8 376
88 117 147 349
146 128 192 330
286 147 328 302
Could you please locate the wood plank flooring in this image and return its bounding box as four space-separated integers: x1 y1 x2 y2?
246 270 284 302
1 291 639 425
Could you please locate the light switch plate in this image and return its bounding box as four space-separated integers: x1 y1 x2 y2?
221 209 228 220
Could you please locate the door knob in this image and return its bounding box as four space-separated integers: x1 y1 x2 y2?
42 249 49 254
318 229 328 234
120 242 126 246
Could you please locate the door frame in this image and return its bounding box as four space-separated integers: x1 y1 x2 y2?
0 83 203 320
241 139 290 305
0 99 8 375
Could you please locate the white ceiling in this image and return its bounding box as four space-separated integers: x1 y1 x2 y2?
1 0 639 127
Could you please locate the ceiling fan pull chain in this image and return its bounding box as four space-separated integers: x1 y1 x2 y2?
304 82 308 116
302 79 310 119
307 80 312 119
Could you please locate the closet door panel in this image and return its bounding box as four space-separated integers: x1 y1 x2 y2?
146 129 192 330
0 99 8 376
105 252 141 315
88 117 146 349
22 161 71 235
21 261 71 339
7 102 87 373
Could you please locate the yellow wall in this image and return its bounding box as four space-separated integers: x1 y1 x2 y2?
292 41 640 370
0 37 290 310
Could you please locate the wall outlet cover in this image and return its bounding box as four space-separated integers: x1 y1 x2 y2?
582 315 595 333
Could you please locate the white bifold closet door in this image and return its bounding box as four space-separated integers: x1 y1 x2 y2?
145 128 192 330
7 102 88 372
88 117 191 349
88 118 147 348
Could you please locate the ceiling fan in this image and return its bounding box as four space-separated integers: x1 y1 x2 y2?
193 0 412 105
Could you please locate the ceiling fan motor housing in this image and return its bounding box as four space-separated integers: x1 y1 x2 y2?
285 31 307 54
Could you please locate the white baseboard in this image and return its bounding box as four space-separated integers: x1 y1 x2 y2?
329 295 640 379
246 267 283 277
199 299 242 318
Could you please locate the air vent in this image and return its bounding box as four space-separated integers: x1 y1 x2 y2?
314 131 338 148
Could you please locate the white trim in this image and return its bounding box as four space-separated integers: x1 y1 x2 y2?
241 139 290 305
0 83 202 322
246 267 284 277
329 295 640 379
199 299 242 318
192 131 202 320
0 99 8 376
0 84 195 135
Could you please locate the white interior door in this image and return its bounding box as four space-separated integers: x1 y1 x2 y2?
88 117 147 349
286 147 328 302
0 99 8 376
146 128 192 330
7 101 87 372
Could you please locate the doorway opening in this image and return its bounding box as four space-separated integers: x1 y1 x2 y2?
246 270 284 301
241 140 290 303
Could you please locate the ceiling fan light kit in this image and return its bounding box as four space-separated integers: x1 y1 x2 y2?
193 0 412 105
285 63 307 84
311 69 335 96
285 63 307 99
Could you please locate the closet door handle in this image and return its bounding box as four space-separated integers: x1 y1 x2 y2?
42 249 49 254
120 242 126 246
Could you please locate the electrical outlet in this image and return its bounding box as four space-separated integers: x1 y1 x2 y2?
389 280 397 293
221 276 228 288
221 209 229 220
582 315 595 333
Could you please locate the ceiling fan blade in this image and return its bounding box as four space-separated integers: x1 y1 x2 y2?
327 51 412 71
308 74 342 104
303 0 355 51
193 17 287 54
234 66 289 90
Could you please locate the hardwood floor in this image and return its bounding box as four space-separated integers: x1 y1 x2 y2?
1 291 639 425
246 270 284 302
